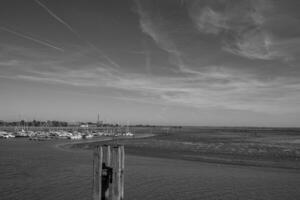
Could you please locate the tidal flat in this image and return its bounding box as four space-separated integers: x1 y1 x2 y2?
1 127 300 200
72 127 300 169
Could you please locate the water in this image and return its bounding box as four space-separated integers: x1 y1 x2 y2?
1 139 300 200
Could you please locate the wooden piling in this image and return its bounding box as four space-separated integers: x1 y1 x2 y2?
93 145 124 200
103 145 111 200
104 145 111 166
93 146 103 200
120 146 125 200
111 146 120 200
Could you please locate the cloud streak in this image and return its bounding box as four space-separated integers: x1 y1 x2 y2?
0 26 64 52
187 0 292 61
135 1 179 55
131 0 300 114
189 6 228 35
34 0 80 38
3 52 300 114
135 0 198 75
34 0 120 68
223 30 277 60
1 0 300 124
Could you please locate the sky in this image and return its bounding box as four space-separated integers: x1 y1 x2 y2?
0 0 300 126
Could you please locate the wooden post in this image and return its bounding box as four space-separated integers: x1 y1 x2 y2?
120 146 125 200
103 145 111 165
93 145 124 200
93 146 103 200
103 145 111 200
111 146 120 200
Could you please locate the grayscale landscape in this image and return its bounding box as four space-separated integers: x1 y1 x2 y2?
1 0 300 200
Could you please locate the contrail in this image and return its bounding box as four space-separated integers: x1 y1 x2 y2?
34 0 120 68
87 41 121 69
34 0 80 38
0 27 64 52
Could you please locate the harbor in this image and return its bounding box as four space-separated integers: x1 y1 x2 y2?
0 124 134 141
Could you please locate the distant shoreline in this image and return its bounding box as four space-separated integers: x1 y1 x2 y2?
60 135 300 170
56 126 300 170
58 133 155 150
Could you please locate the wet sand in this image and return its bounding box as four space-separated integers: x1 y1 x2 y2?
69 127 300 169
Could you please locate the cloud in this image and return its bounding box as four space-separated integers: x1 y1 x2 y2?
186 0 293 61
223 29 277 60
0 26 64 52
131 0 300 114
2 0 300 116
188 6 228 35
2 45 300 114
135 0 202 75
34 0 120 69
135 0 179 55
0 44 120 88
0 59 20 67
135 0 292 72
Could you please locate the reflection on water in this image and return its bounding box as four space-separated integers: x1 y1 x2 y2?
1 139 300 200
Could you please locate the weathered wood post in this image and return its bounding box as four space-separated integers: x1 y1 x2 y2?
120 146 125 199
93 146 103 200
93 145 125 200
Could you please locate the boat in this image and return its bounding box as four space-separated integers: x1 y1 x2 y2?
69 134 82 140
124 132 134 136
15 129 29 137
1 132 15 139
84 134 94 139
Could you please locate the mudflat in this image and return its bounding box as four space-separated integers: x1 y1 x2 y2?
2 138 300 200
71 127 300 169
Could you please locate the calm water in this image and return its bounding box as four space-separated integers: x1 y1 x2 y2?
1 139 300 200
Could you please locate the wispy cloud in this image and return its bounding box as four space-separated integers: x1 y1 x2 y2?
188 6 228 35
131 0 300 114
135 0 199 75
135 0 179 55
34 0 120 68
2 0 300 117
2 45 300 114
136 0 297 64
0 26 64 52
34 0 80 38
223 30 277 60
187 0 294 61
